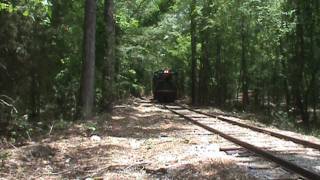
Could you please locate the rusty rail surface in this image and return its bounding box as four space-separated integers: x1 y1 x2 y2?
164 105 320 180
177 104 320 151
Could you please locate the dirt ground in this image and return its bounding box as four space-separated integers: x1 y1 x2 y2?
0 99 256 179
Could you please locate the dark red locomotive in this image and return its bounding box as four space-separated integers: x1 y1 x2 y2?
153 69 177 102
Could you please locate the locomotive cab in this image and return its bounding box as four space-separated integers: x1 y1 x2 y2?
153 69 177 102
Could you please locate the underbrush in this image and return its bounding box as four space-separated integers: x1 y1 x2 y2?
1 112 110 146
1 117 73 145
0 96 101 145
228 102 320 138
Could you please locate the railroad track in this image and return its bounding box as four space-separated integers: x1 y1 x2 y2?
161 103 320 180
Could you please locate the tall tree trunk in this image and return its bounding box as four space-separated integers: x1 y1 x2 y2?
80 0 97 119
215 36 223 106
199 36 210 105
294 2 309 126
280 57 290 113
30 67 40 121
240 17 249 109
198 1 211 105
103 0 116 111
190 0 197 105
312 0 319 121
309 1 317 122
279 35 291 113
310 74 318 121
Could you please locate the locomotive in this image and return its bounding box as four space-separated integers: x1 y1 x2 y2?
153 69 177 102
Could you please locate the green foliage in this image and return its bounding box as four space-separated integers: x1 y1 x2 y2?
54 119 72 130
84 121 97 133
0 0 84 139
0 151 10 168
0 2 14 12
1 0 320 140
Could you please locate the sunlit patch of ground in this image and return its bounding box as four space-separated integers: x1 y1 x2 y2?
0 98 255 179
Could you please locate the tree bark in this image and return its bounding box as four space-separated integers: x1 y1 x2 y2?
80 0 97 119
308 1 318 121
215 37 223 106
279 34 291 113
190 0 197 105
240 16 249 109
294 1 309 126
198 1 211 105
30 67 40 121
103 0 116 111
199 36 210 105
313 0 319 121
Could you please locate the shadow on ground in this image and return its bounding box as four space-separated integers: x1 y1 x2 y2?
1 102 256 179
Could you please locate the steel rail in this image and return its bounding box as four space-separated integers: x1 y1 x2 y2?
164 105 320 180
176 104 320 151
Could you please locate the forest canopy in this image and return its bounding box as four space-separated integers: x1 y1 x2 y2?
0 0 320 139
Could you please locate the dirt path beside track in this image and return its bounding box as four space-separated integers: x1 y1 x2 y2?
1 99 256 179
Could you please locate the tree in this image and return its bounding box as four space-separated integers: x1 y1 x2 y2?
198 0 211 105
80 0 97 119
240 14 249 109
102 0 116 111
190 0 197 105
2 0 320 138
